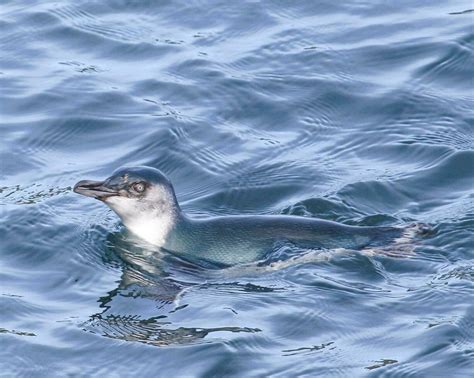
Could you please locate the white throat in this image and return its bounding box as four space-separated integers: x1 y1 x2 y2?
105 186 178 247
124 213 174 247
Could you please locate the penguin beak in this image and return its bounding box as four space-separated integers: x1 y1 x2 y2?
73 180 119 200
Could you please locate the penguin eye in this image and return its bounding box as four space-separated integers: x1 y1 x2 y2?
133 182 146 193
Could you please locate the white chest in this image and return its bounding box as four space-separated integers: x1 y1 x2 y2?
125 216 173 247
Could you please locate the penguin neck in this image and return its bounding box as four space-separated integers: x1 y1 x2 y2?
120 197 188 248
124 213 172 247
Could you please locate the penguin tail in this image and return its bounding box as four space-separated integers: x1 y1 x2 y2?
362 223 434 258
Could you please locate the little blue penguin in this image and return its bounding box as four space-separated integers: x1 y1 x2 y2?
74 166 418 266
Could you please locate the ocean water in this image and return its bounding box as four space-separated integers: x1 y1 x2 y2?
1 0 473 376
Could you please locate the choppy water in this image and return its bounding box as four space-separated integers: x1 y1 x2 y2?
1 0 473 376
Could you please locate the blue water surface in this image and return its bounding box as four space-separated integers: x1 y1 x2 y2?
1 0 473 376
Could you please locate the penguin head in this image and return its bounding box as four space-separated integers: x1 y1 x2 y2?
74 166 180 242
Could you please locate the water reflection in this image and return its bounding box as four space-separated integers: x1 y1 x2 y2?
84 231 264 346
86 314 260 347
282 341 335 356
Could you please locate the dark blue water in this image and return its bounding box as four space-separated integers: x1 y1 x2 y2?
1 1 473 376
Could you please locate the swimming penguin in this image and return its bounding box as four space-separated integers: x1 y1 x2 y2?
74 166 420 266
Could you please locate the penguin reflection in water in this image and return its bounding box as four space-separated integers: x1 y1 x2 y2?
86 235 262 347
74 166 428 267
